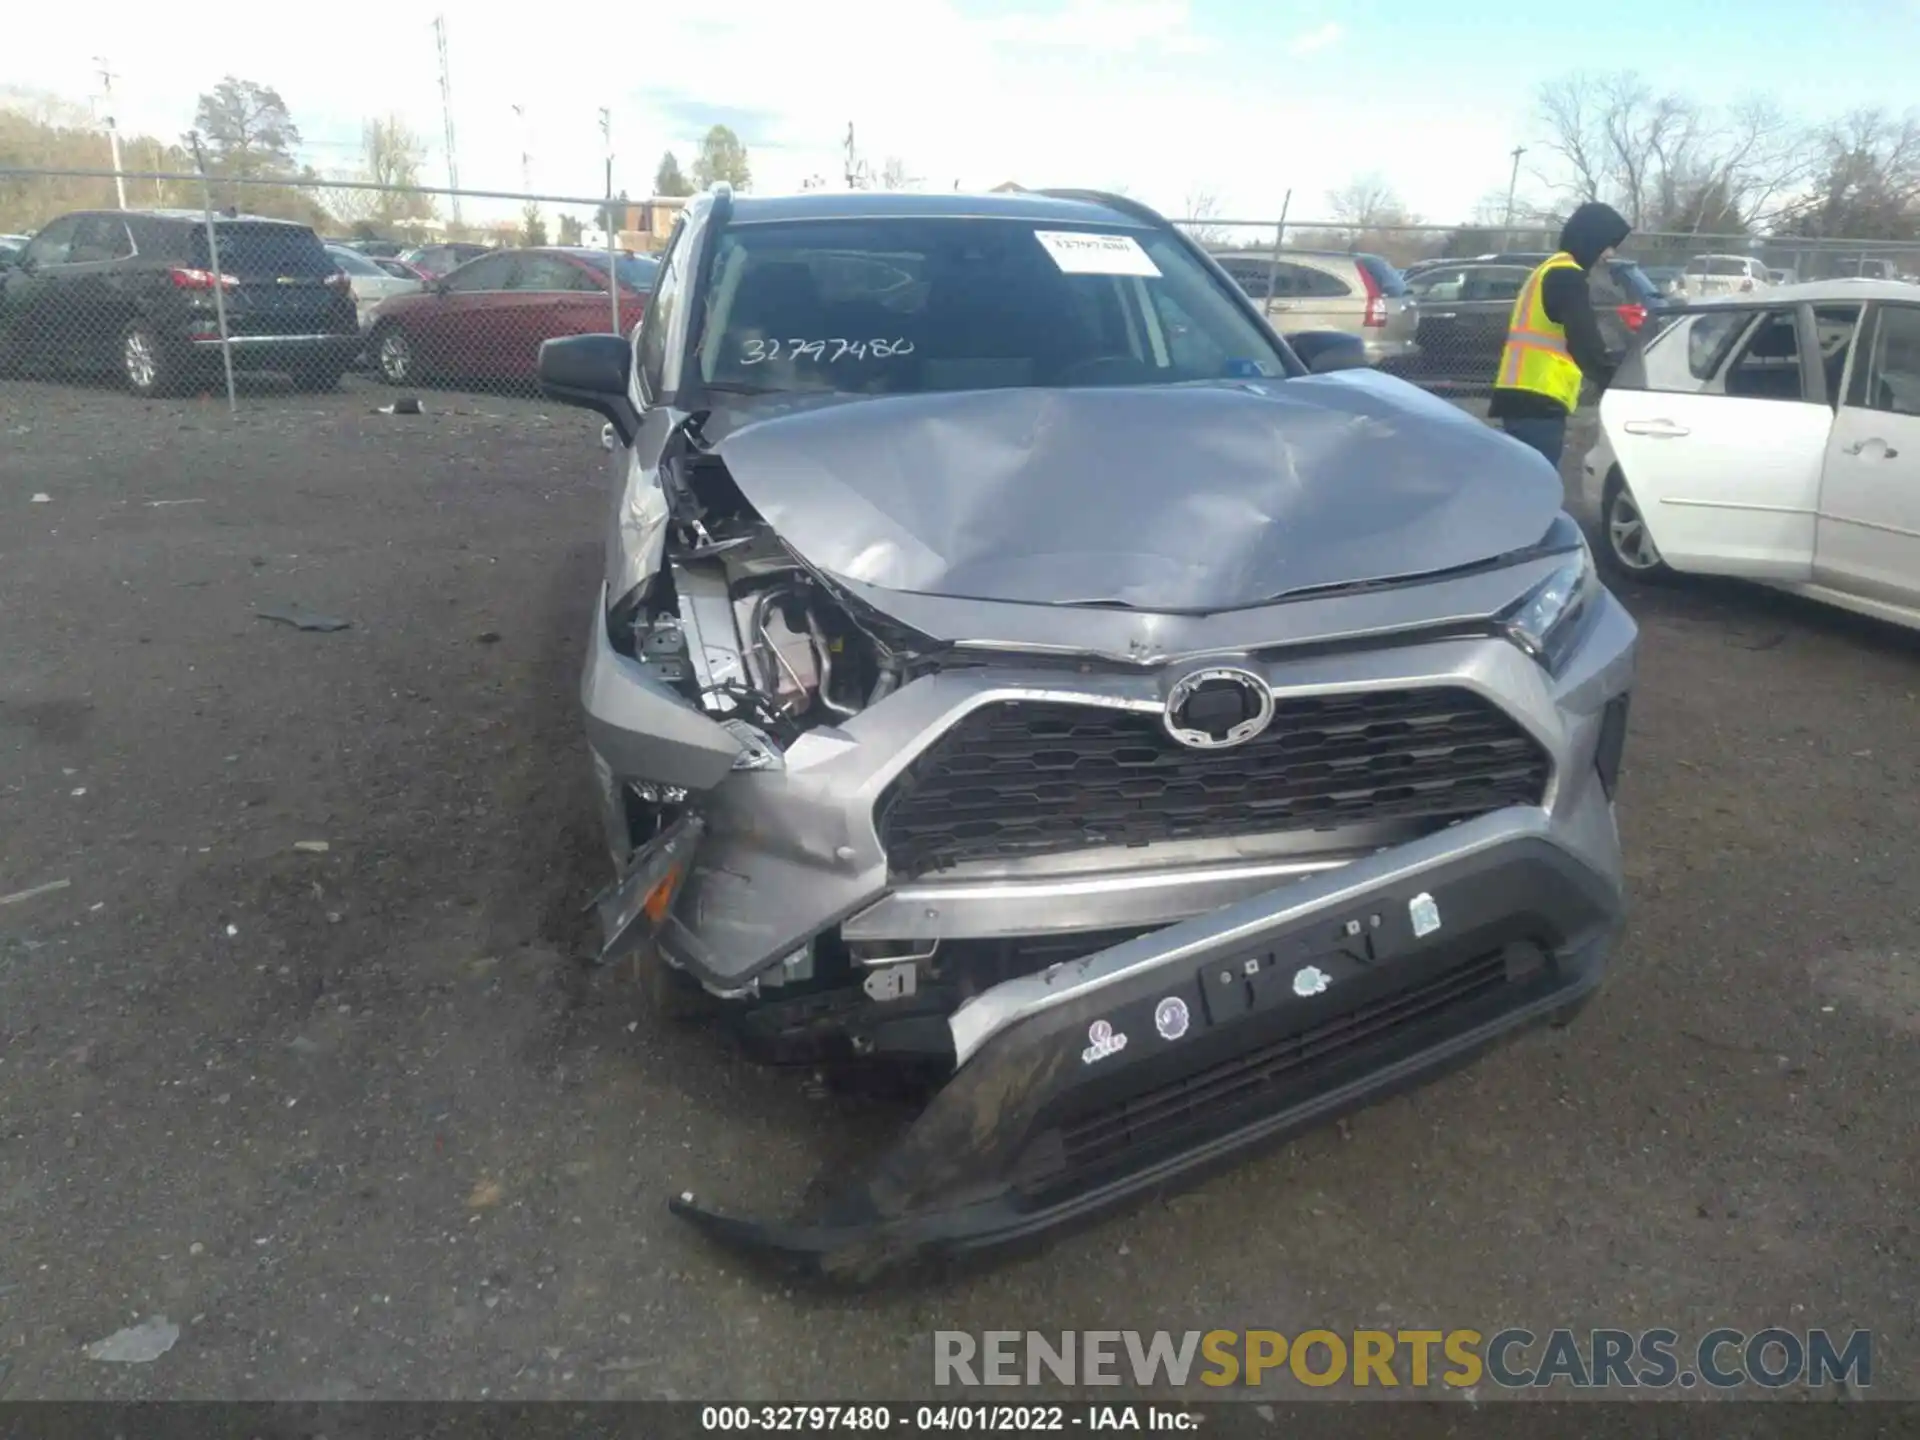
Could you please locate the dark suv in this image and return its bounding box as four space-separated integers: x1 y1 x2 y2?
0 209 360 396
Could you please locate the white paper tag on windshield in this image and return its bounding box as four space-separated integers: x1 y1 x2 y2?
1033 230 1162 277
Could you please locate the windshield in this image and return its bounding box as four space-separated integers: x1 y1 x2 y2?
693 217 1293 396
577 252 660 291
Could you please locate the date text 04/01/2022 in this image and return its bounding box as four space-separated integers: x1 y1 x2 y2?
697 1403 1200 1431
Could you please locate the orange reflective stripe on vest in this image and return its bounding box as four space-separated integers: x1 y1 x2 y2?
1494 252 1583 411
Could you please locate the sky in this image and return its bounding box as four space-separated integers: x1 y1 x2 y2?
6 0 1920 232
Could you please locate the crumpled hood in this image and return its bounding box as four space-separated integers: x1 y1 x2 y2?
709 375 1564 613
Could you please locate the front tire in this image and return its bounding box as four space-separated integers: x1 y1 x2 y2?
1598 468 1672 581
372 325 415 385
119 319 175 398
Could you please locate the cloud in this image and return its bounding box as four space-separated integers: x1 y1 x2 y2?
984 0 1211 54
1287 21 1343 56
646 95 791 151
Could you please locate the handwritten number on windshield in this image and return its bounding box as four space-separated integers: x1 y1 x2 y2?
740 338 916 365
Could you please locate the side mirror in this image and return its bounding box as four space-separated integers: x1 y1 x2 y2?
1290 330 1370 374
539 333 639 445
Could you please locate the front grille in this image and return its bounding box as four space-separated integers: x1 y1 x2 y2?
876 687 1550 876
1051 949 1513 1183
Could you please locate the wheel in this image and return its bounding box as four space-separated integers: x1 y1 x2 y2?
290 358 347 392
119 319 175 398
372 325 415 385
1597 468 1671 581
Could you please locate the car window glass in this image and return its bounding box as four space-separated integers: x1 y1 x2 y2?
1410 267 1466 300
1810 305 1862 409
1268 262 1314 299
513 255 587 290
1708 257 1748 277
1863 305 1920 418
1462 268 1527 303
1723 308 1804 400
1295 264 1352 299
444 253 515 291
1638 310 1752 392
692 218 1290 397
636 220 685 400
327 247 386 277
1150 282 1232 374
67 217 113 263
23 216 80 265
193 224 332 277
1219 262 1269 300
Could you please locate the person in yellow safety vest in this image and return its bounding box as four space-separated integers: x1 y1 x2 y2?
1488 201 1633 470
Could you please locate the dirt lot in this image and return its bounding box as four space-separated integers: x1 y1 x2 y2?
2 376 1916 1402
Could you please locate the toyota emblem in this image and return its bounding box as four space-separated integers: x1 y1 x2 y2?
1164 667 1274 750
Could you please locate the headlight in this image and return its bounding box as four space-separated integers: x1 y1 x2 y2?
1501 538 1598 672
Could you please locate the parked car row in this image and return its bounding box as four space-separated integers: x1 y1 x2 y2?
0 209 657 396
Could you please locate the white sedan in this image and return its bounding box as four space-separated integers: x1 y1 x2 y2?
1583 280 1920 628
326 244 423 331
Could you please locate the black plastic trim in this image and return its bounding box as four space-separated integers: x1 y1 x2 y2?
668 831 1623 1285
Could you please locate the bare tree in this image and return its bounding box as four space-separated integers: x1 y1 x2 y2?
1326 173 1411 232
1533 71 1811 234
878 156 917 190
1180 190 1229 246
1777 107 1920 240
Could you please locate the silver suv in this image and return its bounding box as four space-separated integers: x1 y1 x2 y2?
537 187 1636 1280
1211 248 1421 366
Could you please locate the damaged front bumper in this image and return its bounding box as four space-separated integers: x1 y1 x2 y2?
670 804 1623 1283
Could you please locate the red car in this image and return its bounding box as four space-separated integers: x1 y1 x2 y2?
367 247 658 389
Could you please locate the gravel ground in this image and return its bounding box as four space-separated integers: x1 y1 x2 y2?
1 375 1916 1402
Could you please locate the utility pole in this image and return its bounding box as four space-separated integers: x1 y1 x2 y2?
600 107 619 336
512 104 532 193
434 14 462 225
1503 145 1527 247
843 123 868 190
94 57 127 210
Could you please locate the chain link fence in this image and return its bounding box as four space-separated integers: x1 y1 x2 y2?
5 166 1918 410
0 166 663 405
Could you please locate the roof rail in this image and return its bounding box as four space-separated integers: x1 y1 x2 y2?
1034 188 1172 230
706 181 734 231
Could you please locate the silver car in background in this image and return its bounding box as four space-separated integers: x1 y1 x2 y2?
325 243 423 331
1211 248 1421 367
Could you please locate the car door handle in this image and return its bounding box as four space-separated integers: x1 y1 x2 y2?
1844 438 1899 458
1427 311 1458 319
1623 419 1691 438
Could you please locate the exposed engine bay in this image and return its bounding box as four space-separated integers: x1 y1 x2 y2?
596 426 1011 1076
620 453 909 754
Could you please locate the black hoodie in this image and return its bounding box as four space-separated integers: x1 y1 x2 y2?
1489 201 1633 420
